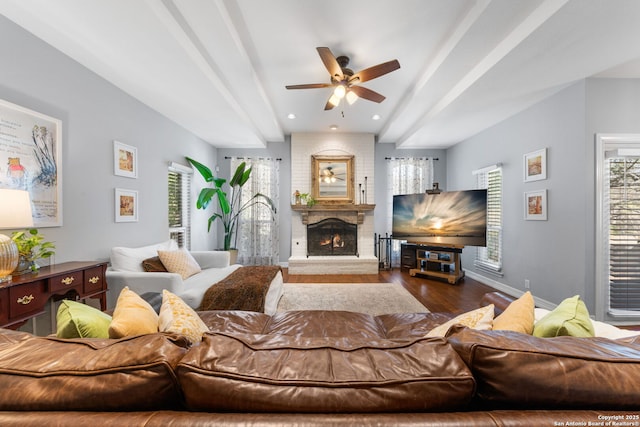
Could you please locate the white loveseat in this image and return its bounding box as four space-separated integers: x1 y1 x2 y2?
106 240 283 313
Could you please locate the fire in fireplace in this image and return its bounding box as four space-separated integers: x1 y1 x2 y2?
307 218 358 257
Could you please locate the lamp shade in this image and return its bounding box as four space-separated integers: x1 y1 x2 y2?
0 189 34 229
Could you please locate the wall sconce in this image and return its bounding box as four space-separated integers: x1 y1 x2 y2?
0 189 34 282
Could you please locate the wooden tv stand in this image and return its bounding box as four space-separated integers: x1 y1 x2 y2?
403 243 465 284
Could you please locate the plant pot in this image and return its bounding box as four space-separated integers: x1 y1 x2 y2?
227 249 238 265
14 255 37 275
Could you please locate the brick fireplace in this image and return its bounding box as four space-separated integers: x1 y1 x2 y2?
288 133 378 275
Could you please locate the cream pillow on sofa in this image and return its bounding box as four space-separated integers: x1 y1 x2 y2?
426 304 494 337
159 290 209 343
157 248 202 280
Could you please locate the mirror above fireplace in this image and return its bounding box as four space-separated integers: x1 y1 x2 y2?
311 155 354 204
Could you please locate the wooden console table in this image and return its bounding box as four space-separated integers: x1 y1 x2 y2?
0 261 108 330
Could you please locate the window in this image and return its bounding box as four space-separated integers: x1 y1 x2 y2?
386 157 434 267
596 134 640 321
474 165 502 274
168 162 193 249
230 157 280 265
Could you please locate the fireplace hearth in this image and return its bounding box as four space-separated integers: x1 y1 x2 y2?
307 218 358 257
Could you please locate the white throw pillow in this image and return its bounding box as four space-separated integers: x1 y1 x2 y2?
110 240 177 272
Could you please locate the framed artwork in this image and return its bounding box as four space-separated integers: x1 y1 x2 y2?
524 148 547 182
311 155 354 204
524 189 547 221
115 188 138 222
0 98 63 227
113 140 138 178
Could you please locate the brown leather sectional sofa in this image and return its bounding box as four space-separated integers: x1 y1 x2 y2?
0 292 638 426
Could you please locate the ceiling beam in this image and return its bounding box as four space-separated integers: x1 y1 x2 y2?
395 0 570 147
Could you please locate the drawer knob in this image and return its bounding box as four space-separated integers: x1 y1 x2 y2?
17 294 35 305
61 276 75 285
89 276 100 284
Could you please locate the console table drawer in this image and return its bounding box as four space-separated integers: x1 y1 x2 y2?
83 266 105 294
50 271 83 293
9 280 46 319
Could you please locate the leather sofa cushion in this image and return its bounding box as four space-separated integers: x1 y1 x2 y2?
0 331 187 411
448 327 640 409
199 310 453 339
177 331 475 413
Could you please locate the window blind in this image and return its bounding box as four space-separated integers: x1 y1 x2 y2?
474 166 502 274
168 164 192 249
606 156 640 311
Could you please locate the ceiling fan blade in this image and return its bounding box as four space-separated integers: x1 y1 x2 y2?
286 83 332 90
349 85 386 103
317 47 344 81
324 98 336 111
350 59 400 84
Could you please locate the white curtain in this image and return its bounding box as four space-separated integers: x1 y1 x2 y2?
386 157 434 266
230 157 280 265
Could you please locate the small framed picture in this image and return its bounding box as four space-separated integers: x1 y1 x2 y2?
524 148 547 182
524 189 547 221
114 140 138 178
115 188 138 222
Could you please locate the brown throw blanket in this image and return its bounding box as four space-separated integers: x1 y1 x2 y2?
198 265 281 312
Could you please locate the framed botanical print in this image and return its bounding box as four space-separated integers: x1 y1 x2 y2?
524 189 547 221
115 188 138 222
114 140 138 178
524 148 547 182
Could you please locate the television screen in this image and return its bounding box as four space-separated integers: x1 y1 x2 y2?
392 189 487 247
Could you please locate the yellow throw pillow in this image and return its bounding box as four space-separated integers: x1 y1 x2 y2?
492 291 535 334
426 304 494 338
159 290 209 344
157 248 201 280
108 287 159 338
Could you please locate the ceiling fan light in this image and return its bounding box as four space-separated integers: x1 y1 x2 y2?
328 94 340 107
334 85 346 99
346 90 358 105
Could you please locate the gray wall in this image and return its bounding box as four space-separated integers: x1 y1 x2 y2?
0 15 218 264
447 82 588 307
448 78 640 313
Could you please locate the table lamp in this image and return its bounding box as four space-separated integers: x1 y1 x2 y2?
0 189 34 283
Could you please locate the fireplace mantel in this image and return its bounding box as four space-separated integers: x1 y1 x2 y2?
291 203 375 224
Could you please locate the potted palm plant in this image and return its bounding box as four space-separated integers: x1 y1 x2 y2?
186 157 276 258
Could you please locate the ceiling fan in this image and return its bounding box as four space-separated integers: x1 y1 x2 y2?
321 166 344 183
286 47 400 110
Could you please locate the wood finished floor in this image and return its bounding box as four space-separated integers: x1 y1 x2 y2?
282 268 496 315
283 268 640 330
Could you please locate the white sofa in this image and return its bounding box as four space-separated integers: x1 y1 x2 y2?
106 240 283 313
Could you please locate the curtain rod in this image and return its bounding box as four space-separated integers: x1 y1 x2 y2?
225 156 282 161
385 157 439 161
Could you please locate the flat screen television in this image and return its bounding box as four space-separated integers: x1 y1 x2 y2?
392 189 487 247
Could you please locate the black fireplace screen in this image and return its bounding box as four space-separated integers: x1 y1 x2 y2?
307 218 358 257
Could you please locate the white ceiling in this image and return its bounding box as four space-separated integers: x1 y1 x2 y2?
2 0 640 149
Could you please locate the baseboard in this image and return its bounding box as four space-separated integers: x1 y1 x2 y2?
465 270 556 310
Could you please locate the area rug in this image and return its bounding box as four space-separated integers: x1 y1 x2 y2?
276 282 429 316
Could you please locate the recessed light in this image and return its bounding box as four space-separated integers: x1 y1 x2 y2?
372 114 381 121
287 113 296 119
329 124 338 130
